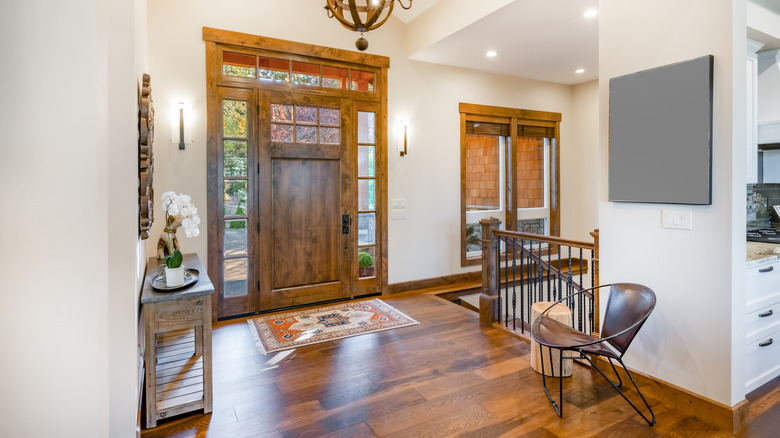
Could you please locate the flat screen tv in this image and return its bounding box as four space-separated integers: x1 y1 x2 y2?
608 55 713 205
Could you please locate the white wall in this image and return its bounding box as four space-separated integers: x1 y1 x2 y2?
147 0 599 285
0 0 146 436
563 80 600 240
599 0 745 406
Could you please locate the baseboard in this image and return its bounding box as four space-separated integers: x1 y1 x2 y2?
387 270 482 294
594 357 748 433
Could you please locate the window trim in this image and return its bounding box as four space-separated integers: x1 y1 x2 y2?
460 103 561 267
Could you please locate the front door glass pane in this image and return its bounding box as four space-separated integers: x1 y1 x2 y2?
358 213 376 245
357 112 375 144
320 127 340 144
224 220 247 257
224 258 248 297
296 126 317 143
223 52 256 78
271 124 293 142
358 146 375 177
258 57 290 83
224 140 247 177
358 180 375 211
322 66 348 89
358 246 376 278
292 61 320 86
223 100 247 137
224 180 247 216
271 104 293 122
320 108 340 126
296 106 317 124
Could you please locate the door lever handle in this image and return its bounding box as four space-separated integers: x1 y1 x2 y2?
342 214 350 234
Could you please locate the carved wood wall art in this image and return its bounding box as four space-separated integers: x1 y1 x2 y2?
139 73 155 239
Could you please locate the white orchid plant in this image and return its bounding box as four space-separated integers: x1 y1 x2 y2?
161 191 200 269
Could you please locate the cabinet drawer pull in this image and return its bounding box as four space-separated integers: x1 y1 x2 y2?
759 309 774 318
760 266 774 273
759 338 774 348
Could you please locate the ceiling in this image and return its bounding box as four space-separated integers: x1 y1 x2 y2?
396 0 599 85
389 0 780 86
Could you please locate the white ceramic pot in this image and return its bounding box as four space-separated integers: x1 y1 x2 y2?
165 266 185 287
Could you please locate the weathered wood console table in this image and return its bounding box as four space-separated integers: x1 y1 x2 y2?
141 253 214 428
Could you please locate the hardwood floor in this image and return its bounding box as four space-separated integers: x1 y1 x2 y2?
141 293 780 437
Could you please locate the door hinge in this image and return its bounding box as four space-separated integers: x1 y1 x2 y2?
257 163 260 174
257 281 261 291
257 222 260 233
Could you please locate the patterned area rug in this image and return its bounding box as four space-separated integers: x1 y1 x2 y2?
247 299 419 354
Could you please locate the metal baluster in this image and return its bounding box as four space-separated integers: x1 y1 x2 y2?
496 235 501 326
577 248 585 333
557 244 562 301
546 243 551 302
528 242 533 327
538 240 543 304
503 236 508 327
591 248 595 333
520 239 525 331
512 238 517 331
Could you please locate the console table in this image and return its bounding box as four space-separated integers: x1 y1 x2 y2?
141 253 214 428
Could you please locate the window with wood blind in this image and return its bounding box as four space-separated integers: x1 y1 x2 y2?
460 103 561 266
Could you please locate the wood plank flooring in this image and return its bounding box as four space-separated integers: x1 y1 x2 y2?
141 293 780 437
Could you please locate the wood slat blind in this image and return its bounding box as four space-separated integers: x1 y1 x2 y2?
466 121 553 138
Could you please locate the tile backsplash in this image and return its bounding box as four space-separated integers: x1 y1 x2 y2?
747 183 780 229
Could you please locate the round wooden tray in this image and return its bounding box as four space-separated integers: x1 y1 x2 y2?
151 268 200 291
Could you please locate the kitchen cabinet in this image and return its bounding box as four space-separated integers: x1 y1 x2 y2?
747 38 764 184
745 257 780 393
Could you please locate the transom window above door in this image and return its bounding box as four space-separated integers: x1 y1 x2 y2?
222 51 376 92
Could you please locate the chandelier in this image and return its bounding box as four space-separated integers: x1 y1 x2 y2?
325 0 413 51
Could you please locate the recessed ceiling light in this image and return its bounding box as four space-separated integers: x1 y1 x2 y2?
575 68 585 74
584 9 598 18
486 50 497 58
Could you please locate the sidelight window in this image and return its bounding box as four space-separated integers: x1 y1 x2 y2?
222 99 250 296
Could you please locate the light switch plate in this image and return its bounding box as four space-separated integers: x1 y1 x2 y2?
662 210 692 230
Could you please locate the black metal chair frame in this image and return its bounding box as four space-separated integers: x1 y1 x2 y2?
531 283 657 426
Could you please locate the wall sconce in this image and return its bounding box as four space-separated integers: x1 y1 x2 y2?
398 120 408 157
170 102 193 150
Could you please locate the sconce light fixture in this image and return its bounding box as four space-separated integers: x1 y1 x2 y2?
170 102 193 150
398 120 408 157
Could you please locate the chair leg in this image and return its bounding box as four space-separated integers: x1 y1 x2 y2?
539 343 563 417
584 355 656 426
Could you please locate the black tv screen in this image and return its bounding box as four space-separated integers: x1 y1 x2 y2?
608 55 713 205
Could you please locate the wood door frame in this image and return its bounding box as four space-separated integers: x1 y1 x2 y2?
205 27 389 321
459 103 562 267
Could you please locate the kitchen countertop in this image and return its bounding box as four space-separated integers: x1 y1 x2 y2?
747 241 780 265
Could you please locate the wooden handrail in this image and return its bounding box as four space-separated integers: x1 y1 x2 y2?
494 229 595 251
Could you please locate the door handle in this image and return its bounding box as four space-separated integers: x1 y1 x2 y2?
760 266 774 273
759 309 774 318
342 214 350 234
759 338 774 348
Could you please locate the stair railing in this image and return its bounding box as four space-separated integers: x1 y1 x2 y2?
479 217 600 339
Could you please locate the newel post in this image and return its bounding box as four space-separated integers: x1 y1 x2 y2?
479 217 502 327
590 228 600 334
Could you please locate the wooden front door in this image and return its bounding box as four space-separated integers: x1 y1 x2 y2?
257 91 353 310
